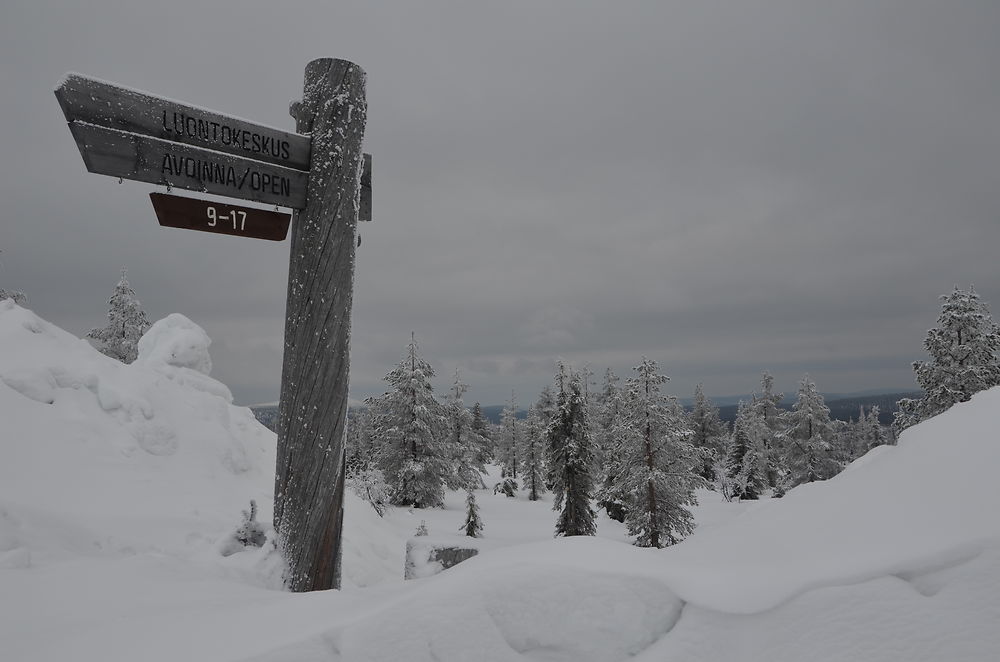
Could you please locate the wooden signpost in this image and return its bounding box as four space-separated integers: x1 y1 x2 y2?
56 59 369 592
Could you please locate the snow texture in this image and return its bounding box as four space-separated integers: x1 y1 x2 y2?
1 301 998 661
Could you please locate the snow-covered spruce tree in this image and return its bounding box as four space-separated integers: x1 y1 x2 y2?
836 405 884 462
595 369 628 521
535 384 559 490
895 286 1000 433
519 405 547 501
749 372 785 489
725 401 768 501
86 268 151 364
461 490 484 538
781 376 839 488
593 369 621 461
864 405 887 451
221 500 266 556
0 288 26 305
470 402 494 463
497 392 520 484
611 358 701 547
687 384 729 481
370 334 451 508
444 370 489 490
345 407 390 516
345 406 375 475
0 250 26 305
547 365 597 537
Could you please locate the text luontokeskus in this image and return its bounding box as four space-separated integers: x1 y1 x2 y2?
161 110 291 161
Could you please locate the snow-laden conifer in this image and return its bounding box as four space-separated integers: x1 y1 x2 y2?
611 358 701 547
470 402 494 462
0 250 26 305
497 392 520 483
369 334 451 508
750 372 785 488
725 401 768 501
595 369 628 521
0 288 26 305
895 286 1000 432
445 370 490 490
864 406 888 451
86 268 151 364
687 384 729 480
519 405 547 501
547 365 597 537
782 376 839 487
461 490 484 538
535 384 558 490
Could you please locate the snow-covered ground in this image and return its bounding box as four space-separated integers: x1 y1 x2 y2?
1 300 998 661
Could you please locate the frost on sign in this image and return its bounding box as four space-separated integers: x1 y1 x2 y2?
55 73 310 208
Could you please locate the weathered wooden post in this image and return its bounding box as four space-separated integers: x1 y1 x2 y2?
273 58 367 591
56 59 369 592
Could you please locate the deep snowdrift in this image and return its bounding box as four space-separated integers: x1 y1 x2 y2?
1 300 998 661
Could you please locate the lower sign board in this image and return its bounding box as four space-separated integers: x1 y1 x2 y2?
150 193 291 241
70 122 309 208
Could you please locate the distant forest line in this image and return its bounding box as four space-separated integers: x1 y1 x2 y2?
251 391 918 432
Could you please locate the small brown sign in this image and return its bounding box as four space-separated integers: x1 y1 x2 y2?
150 193 290 241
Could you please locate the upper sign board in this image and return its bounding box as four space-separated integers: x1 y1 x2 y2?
55 74 311 171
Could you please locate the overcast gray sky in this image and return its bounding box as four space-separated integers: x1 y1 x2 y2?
2 1 998 406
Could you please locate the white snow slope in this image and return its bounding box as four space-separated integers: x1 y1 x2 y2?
1 300 998 661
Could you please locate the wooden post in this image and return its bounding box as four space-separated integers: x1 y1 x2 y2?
273 58 367 592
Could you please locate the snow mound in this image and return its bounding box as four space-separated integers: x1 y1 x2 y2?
0 303 271 565
136 312 213 375
656 386 1000 613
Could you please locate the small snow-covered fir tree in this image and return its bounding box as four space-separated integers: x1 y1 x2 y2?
548 365 597 537
370 334 451 508
612 358 701 547
864 406 888 451
725 401 768 501
782 376 839 487
535 384 559 490
470 402 494 464
445 370 489 491
594 369 628 521
750 372 785 489
0 288 26 305
86 268 151 364
0 251 26 305
497 392 520 482
461 490 484 538
519 405 547 501
345 406 376 475
895 286 1000 433
221 500 266 556
687 384 729 481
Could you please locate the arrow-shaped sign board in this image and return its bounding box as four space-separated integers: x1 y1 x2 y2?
68 122 309 208
150 193 291 241
56 73 311 170
56 73 373 218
